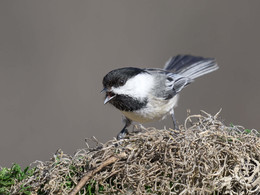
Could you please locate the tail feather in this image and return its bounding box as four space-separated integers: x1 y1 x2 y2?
164 55 218 80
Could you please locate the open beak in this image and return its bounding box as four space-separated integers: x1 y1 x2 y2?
101 88 116 104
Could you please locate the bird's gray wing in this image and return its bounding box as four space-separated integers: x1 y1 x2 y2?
145 68 192 100
144 68 167 74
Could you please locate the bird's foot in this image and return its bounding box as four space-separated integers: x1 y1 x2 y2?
116 128 129 140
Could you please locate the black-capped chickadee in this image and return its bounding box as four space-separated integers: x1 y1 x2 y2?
102 55 218 139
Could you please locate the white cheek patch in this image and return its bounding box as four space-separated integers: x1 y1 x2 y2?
112 73 154 100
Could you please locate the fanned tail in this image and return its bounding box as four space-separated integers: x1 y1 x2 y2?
164 55 218 79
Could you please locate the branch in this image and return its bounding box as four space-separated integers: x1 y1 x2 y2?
69 152 127 195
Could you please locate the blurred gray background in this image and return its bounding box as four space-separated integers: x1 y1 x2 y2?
1 1 259 168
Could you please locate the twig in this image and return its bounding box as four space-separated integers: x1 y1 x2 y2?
69 152 127 195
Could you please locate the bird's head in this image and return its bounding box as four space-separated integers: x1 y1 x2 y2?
102 67 153 106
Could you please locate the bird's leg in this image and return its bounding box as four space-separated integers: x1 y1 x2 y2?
116 117 132 140
170 109 179 130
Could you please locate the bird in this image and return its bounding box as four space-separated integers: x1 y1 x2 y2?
102 55 218 139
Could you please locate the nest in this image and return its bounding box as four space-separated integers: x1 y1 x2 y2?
10 111 260 195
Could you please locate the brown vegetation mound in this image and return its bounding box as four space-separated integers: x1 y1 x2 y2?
11 111 260 195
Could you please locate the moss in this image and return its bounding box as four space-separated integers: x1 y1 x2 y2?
2 111 260 194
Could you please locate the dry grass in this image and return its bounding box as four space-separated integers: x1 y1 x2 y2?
10 111 260 195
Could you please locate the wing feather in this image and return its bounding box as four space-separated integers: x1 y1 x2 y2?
144 54 218 100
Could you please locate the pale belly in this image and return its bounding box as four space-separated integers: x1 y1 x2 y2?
121 95 179 123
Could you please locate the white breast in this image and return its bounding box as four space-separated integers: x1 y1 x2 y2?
122 94 179 123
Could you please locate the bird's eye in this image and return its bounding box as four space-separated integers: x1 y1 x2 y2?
119 79 125 86
167 77 173 82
